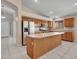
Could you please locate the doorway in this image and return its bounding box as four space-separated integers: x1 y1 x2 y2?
1 0 18 44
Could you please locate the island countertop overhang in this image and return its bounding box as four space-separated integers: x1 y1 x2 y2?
26 32 64 39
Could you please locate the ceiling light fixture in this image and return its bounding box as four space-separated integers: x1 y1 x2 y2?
34 0 38 3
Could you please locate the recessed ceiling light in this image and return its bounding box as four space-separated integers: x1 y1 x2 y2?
49 11 54 14
1 16 6 19
34 0 38 3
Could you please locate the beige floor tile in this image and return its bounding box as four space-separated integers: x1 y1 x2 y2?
22 53 31 59
53 46 71 56
9 47 20 56
1 49 10 59
1 56 11 59
39 56 49 59
1 37 77 59
38 53 50 59
61 41 73 47
61 43 77 59
11 55 24 59
62 54 77 59
47 52 61 59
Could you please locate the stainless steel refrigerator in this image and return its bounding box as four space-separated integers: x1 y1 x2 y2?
22 21 35 45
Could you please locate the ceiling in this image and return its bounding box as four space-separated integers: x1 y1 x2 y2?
22 0 77 19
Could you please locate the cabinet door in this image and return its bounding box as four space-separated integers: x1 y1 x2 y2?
38 20 42 26
64 17 74 27
48 21 53 28
34 19 38 24
64 32 74 42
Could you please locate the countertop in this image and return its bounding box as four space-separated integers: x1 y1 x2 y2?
40 27 75 32
26 32 64 39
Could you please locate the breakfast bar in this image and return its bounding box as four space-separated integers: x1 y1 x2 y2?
26 32 64 59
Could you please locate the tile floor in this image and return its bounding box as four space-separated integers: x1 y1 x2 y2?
1 37 77 59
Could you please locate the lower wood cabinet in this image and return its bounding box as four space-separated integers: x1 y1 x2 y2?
26 35 62 59
62 32 74 42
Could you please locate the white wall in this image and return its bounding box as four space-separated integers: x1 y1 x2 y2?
22 6 52 21
6 0 22 46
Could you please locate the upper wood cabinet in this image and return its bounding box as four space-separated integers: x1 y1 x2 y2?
48 21 53 28
64 17 74 27
22 16 49 26
34 19 39 24
47 21 53 31
34 20 42 25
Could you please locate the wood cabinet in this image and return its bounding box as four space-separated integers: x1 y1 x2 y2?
62 32 74 42
48 21 53 31
48 21 53 28
64 17 74 27
34 19 40 24
22 16 48 26
26 34 62 59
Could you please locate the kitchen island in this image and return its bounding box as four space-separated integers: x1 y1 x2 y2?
26 32 64 59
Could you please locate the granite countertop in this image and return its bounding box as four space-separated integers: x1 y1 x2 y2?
26 32 64 39
39 27 75 32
